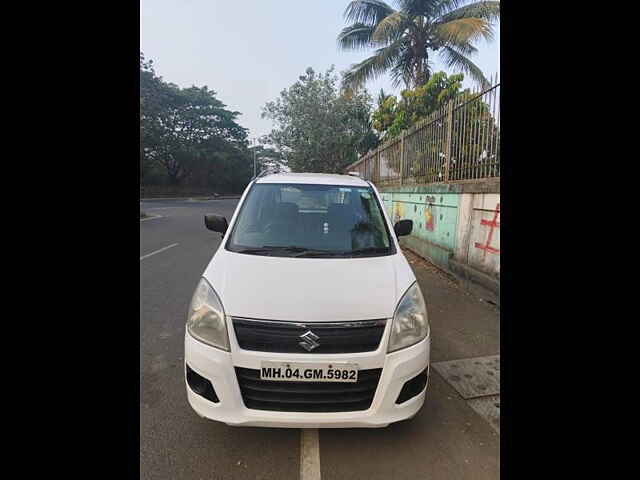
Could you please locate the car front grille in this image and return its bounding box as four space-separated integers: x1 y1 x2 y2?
232 317 387 354
235 367 382 412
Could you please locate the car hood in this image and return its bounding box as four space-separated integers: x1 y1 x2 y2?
202 249 416 322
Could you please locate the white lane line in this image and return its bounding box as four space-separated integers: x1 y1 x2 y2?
300 429 321 480
140 215 164 222
139 243 179 261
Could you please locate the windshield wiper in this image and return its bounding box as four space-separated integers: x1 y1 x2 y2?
262 245 343 257
234 245 389 257
349 247 390 256
233 247 275 255
234 245 338 257
261 245 309 253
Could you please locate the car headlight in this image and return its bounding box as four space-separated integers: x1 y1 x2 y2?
187 277 229 351
388 282 429 352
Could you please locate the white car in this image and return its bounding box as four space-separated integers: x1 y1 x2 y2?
185 172 430 428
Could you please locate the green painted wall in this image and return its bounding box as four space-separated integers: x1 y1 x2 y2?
380 188 460 272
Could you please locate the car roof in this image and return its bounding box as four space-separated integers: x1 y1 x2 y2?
255 172 369 187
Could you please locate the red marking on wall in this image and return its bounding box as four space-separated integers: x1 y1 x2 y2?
480 219 500 228
474 203 500 260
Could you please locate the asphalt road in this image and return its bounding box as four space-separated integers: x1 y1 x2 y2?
140 198 500 480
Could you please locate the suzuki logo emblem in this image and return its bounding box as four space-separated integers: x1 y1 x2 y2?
299 330 320 352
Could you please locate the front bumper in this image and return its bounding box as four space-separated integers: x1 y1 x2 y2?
184 322 430 428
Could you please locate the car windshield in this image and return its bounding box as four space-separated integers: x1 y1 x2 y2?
226 183 394 257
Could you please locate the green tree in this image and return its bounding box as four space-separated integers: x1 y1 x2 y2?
261 66 379 173
140 53 171 182
204 148 254 194
372 71 463 138
338 0 499 89
155 85 248 185
140 52 251 191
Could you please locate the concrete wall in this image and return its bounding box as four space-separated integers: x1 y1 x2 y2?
457 193 500 277
381 190 459 272
378 179 500 300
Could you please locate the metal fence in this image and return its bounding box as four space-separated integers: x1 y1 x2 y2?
347 76 500 186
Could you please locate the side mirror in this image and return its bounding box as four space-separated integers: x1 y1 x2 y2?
204 214 228 235
394 219 413 237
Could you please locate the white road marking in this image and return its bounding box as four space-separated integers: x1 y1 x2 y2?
140 215 164 222
300 429 321 480
139 243 179 261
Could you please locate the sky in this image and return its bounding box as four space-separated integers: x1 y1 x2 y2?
140 0 500 140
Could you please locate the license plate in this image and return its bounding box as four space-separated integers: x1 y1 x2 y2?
260 361 358 382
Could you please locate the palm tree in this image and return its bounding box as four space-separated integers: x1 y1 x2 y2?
376 88 391 108
338 0 499 89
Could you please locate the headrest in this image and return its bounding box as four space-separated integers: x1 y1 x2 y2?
275 202 299 218
328 203 351 219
